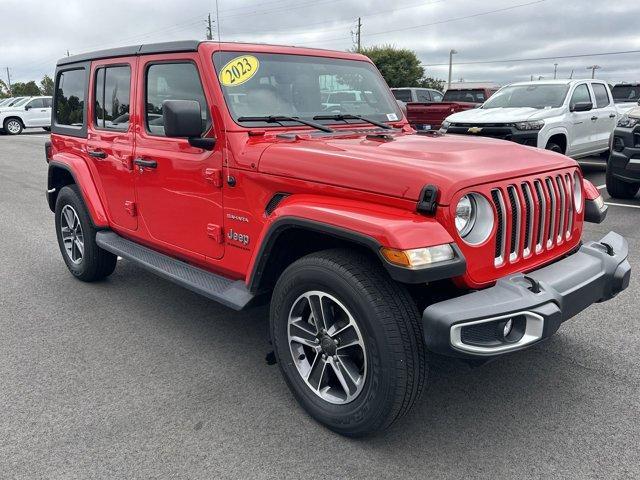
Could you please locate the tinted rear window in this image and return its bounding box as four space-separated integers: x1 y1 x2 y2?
443 89 486 103
592 84 610 108
55 69 85 126
392 90 412 102
612 85 640 103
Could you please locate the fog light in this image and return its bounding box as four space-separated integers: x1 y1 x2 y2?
503 319 513 338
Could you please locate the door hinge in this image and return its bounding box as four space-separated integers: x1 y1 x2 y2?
124 201 137 217
204 168 223 188
207 224 223 243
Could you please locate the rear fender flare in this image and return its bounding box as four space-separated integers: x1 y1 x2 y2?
48 155 109 227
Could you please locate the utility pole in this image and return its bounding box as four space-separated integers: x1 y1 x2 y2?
569 69 574 79
66 50 70 57
553 63 558 79
215 0 221 41
356 17 362 53
5 67 11 95
206 13 213 40
586 65 600 79
447 49 457 90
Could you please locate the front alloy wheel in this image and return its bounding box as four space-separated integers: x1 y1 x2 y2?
288 291 366 404
4 119 22 135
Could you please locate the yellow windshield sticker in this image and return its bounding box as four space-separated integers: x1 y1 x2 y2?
219 55 259 87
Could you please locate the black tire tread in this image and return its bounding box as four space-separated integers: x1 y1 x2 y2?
273 248 427 434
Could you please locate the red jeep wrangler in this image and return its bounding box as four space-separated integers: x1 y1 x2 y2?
46 41 630 437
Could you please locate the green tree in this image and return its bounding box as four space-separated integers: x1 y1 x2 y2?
0 79 9 98
40 75 54 95
359 45 445 90
11 81 41 96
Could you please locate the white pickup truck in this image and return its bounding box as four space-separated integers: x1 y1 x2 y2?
0 96 52 135
440 79 617 159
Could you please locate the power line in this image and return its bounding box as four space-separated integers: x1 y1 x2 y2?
293 0 547 46
422 49 640 67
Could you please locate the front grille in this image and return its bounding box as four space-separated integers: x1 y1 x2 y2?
490 173 576 267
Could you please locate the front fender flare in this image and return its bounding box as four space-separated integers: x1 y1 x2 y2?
247 194 466 290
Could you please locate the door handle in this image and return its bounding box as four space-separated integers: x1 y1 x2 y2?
590 116 598 121
609 114 617 119
134 158 157 168
88 150 107 159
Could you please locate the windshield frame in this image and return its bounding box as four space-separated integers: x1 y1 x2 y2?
482 83 570 110
212 51 403 130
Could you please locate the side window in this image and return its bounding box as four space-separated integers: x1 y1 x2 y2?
55 69 86 127
592 83 610 109
416 90 431 102
145 62 210 136
43 98 52 108
94 65 131 131
570 84 591 107
432 91 443 102
27 98 44 109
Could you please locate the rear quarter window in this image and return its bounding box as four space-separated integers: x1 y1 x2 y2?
52 64 89 138
592 83 610 108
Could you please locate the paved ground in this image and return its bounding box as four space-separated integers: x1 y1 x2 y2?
1 131 639 479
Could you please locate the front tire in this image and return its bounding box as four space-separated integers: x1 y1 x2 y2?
545 141 563 154
55 185 117 281
3 118 23 135
606 165 639 199
270 249 427 437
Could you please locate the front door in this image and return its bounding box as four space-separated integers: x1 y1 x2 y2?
86 59 138 231
589 82 618 152
133 55 224 260
567 83 594 156
23 98 49 126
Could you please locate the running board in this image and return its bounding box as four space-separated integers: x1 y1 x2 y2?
96 231 254 310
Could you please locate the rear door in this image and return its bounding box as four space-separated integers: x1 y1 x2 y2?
567 83 594 156
416 89 431 103
86 58 138 231
132 54 224 260
589 82 617 151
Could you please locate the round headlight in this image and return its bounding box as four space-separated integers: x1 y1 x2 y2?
455 193 494 245
573 172 583 213
455 195 476 237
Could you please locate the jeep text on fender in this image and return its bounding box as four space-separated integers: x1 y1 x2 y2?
45 41 631 437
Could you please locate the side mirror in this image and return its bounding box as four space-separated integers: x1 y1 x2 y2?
570 101 593 112
162 99 215 150
24 105 31 111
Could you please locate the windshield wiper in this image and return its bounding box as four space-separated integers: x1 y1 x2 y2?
237 115 334 133
313 113 392 130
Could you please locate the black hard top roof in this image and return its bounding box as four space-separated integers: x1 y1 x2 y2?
56 40 201 66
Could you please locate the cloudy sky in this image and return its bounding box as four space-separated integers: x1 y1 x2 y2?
1 0 639 86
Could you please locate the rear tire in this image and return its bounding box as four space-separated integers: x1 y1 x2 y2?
270 249 427 437
55 185 117 281
43 126 51 132
3 118 23 135
606 165 640 199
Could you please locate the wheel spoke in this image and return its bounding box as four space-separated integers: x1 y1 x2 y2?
74 238 84 258
308 294 326 333
289 322 318 348
329 357 358 397
306 353 326 391
334 326 362 351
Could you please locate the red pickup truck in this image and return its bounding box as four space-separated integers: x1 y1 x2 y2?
46 41 628 437
407 85 499 131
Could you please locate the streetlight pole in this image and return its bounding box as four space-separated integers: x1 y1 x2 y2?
448 49 457 90
586 65 601 79
553 63 558 79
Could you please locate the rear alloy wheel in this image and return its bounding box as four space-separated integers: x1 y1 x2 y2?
270 249 427 437
4 118 23 135
55 185 117 281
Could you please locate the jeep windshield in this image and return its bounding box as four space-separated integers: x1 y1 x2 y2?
482 84 569 109
212 52 402 128
612 85 640 103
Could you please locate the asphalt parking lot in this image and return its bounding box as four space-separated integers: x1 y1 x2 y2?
1 131 639 479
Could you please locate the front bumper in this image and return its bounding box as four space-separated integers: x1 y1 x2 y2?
446 124 539 147
423 232 630 358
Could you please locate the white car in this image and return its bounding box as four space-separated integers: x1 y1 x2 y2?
0 96 52 135
440 79 617 158
611 83 640 115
